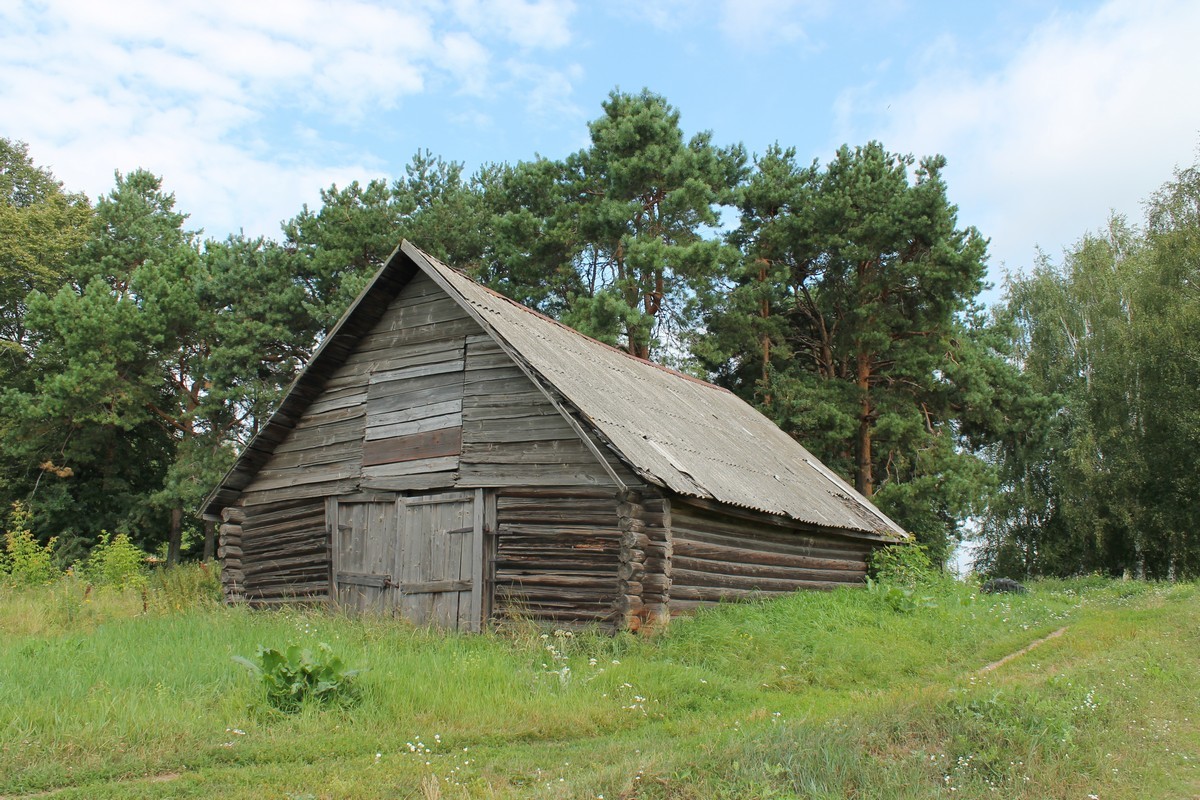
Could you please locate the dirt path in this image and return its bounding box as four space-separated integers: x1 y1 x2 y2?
978 626 1068 674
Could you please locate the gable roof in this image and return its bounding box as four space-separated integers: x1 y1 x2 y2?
204 241 906 541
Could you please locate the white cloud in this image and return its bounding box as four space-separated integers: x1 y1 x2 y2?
442 32 492 96
505 60 584 121
838 0 1200 278
605 0 704 31
0 0 583 240
451 0 576 49
718 0 826 49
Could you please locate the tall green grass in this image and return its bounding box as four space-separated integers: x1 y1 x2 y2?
1 570 1196 798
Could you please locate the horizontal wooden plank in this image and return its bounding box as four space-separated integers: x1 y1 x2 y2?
304 388 367 417
671 539 865 572
670 583 839 603
460 441 597 464
671 522 870 560
359 472 459 492
462 390 548 408
291 404 366 428
366 411 461 441
341 337 466 373
369 358 464 387
366 381 464 417
241 500 325 528
362 456 459 479
262 439 361 470
370 399 462 429
247 463 360 493
241 478 360 507
671 567 860 593
457 464 614 487
461 405 560 422
363 427 462 466
462 419 577 444
401 579 470 595
374 294 470 330
337 572 390 589
272 418 364 455
355 317 481 354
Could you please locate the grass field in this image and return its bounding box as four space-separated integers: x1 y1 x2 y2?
0 571 1197 799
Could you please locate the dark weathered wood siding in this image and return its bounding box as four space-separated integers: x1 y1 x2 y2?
492 487 625 628
226 272 641 607
667 501 873 614
216 253 891 625
235 498 329 605
459 334 639 488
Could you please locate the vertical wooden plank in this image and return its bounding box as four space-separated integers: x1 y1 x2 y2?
398 497 419 624
370 501 390 613
483 490 497 625
417 500 435 625
468 488 484 632
434 501 456 623
327 497 340 606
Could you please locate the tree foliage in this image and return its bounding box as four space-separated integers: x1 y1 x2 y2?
4 96 1194 578
700 142 1008 560
474 90 745 360
980 164 1200 579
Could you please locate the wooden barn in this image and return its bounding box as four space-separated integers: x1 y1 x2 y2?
201 241 908 631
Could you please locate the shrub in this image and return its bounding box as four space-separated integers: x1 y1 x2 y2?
233 643 362 713
77 532 147 590
869 543 937 586
1 502 61 585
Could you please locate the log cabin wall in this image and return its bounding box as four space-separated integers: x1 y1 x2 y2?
492 488 626 629
237 498 328 605
667 501 876 615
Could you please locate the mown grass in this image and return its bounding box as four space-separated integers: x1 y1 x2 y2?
1 572 1197 799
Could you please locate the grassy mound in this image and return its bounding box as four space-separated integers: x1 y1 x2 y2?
1 570 1196 798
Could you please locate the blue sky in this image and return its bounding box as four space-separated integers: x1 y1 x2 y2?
3 0 1198 300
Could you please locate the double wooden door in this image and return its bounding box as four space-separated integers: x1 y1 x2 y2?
331 490 484 630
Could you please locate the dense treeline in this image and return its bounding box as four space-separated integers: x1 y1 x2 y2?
1 89 1197 577
979 166 1200 579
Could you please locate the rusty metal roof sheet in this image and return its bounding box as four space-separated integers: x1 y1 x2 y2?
407 243 906 540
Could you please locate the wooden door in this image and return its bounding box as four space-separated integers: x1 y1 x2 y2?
398 491 482 630
331 490 484 630
331 497 399 612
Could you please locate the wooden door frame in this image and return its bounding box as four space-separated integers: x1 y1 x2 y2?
327 488 490 631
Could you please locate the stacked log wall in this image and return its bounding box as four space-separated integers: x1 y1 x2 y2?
492 488 624 629
218 507 245 603
639 496 672 627
668 502 874 614
238 498 329 605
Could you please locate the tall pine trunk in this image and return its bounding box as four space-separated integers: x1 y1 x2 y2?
855 353 874 497
167 506 183 565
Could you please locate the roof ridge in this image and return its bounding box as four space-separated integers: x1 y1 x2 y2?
429 257 733 395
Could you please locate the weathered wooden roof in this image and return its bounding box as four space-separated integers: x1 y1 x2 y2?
203 241 906 540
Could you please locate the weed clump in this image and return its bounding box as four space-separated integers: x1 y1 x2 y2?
75 532 148 590
1 502 60 585
234 642 362 713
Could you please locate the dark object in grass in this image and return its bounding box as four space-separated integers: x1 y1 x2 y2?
981 578 1028 594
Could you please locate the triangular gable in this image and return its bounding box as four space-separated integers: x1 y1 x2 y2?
205 241 905 542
